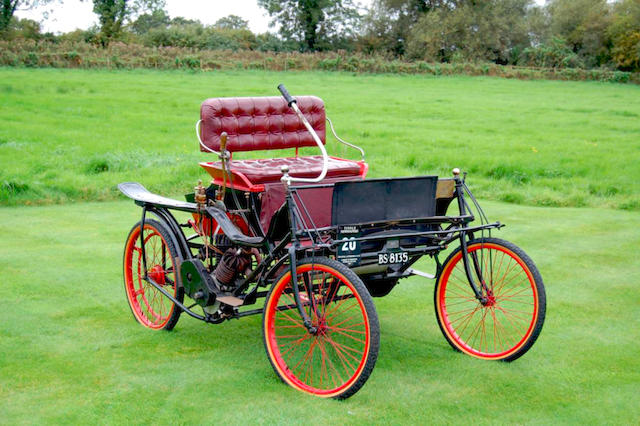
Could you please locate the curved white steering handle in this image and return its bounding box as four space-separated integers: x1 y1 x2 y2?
278 84 329 185
282 102 329 185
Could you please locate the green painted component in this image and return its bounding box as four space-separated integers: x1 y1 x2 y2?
180 259 211 307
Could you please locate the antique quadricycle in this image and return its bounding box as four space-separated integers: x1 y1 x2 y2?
118 85 546 399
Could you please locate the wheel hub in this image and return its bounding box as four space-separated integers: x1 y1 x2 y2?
483 290 496 307
313 317 328 336
148 265 166 285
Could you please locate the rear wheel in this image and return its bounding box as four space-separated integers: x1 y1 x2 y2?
263 257 379 399
435 237 545 361
123 219 183 330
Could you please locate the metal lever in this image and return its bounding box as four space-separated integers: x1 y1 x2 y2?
277 84 329 185
282 101 329 184
219 131 229 160
220 131 227 152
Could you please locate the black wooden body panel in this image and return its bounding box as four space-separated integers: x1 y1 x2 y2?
331 176 438 227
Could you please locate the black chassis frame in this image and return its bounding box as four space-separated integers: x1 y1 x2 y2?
119 172 502 328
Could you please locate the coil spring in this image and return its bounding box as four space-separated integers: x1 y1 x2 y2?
214 249 250 286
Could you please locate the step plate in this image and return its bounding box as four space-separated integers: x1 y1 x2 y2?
216 295 244 307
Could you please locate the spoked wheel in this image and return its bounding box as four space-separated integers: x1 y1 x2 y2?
435 237 545 361
123 219 183 330
263 257 379 399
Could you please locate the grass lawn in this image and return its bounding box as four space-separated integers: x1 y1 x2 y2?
0 200 638 423
1 68 639 210
1 68 639 423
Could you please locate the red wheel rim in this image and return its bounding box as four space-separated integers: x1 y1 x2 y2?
264 264 371 397
437 243 539 359
124 225 177 329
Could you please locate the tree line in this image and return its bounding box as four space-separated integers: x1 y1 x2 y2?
2 0 639 72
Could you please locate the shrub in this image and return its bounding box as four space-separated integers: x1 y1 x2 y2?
0 40 638 84
519 38 585 69
22 52 39 67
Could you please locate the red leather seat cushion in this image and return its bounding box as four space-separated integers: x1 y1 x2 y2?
211 156 362 185
200 96 326 153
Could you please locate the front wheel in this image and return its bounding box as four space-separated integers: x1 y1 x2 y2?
435 237 546 361
262 257 380 399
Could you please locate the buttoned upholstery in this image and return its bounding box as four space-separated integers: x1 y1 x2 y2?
198 95 367 192
200 96 326 153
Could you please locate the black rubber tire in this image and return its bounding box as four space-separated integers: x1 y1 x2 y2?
262 257 380 399
123 219 183 331
434 237 545 362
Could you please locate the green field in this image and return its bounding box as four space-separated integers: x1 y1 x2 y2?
1 68 639 210
1 68 639 423
1 201 638 424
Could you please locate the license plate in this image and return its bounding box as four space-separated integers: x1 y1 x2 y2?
336 225 361 267
378 251 409 265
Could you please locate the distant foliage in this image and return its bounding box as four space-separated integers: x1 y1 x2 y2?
362 0 640 72
127 13 286 52
213 15 249 30
607 0 640 71
258 0 361 51
518 37 585 69
2 40 638 84
129 9 170 35
91 0 166 46
1 0 639 72
546 0 612 68
0 0 57 34
405 0 531 64
2 17 45 40
611 31 640 71
359 0 433 56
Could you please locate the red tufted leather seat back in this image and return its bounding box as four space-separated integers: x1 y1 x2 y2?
199 96 326 153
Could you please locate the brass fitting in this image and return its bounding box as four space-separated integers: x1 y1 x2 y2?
194 179 207 210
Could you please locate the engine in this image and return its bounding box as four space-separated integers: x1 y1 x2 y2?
181 180 259 312
212 248 252 292
180 243 257 310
